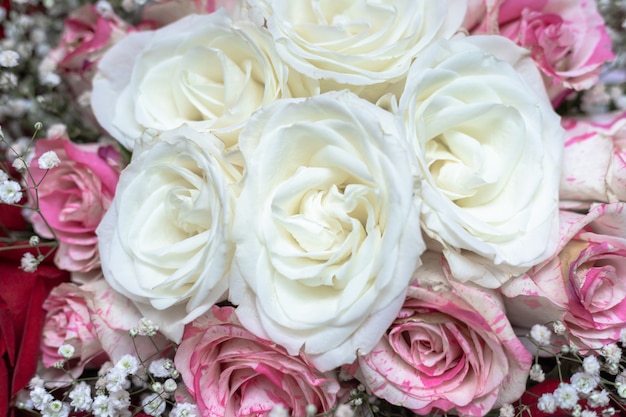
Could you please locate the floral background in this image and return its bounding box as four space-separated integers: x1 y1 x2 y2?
0 0 626 417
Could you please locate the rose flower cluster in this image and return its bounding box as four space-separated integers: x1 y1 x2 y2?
0 0 621 416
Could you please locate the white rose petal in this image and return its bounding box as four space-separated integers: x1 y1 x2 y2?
91 10 305 151
397 35 564 288
251 0 467 102
230 91 424 371
97 127 240 342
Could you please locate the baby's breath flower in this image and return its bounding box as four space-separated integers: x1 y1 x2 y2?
581 410 598 417
29 376 45 389
105 367 129 393
20 252 38 273
11 157 26 172
588 390 611 408
57 344 75 359
554 382 579 410
530 363 546 383
163 378 177 393
41 400 70 417
0 170 7 182
151 382 163 394
306 404 317 417
538 393 557 414
29 235 39 246
530 324 552 346
334 404 354 417
142 393 166 417
571 372 599 395
0 179 22 203
91 395 115 417
170 403 199 417
0 50 19 67
30 386 53 410
37 150 60 169
499 404 515 417
68 381 92 412
115 354 139 376
137 317 159 336
552 320 567 335
109 390 131 410
0 72 18 89
569 343 580 355
616 382 626 398
149 359 172 378
602 407 616 416
601 343 622 365
170 369 180 379
583 355 601 376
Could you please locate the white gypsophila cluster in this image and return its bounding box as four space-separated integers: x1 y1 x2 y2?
552 320 567 335
115 354 140 376
169 403 199 417
498 404 515 417
20 252 38 272
142 392 167 417
333 404 355 417
148 358 174 378
571 372 601 395
554 383 580 410
602 343 623 365
136 317 160 337
68 382 93 412
529 364 546 383
0 178 22 204
0 50 19 67
537 395 558 415
56 344 75 359
530 324 552 346
583 355 602 375
37 149 60 169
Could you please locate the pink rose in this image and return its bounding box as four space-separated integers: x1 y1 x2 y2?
355 252 531 417
48 4 131 99
27 135 122 272
502 203 626 350
464 0 614 101
140 0 238 28
559 111 626 209
174 306 340 417
40 278 170 384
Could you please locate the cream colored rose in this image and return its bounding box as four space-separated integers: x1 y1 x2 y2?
230 91 425 371
97 126 240 342
397 35 564 288
247 0 467 102
91 10 307 150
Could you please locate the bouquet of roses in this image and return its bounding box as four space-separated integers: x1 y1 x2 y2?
0 0 625 416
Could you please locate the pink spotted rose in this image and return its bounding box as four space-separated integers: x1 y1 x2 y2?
559 111 626 209
40 278 169 384
355 252 532 417
463 0 614 102
502 203 626 351
174 305 340 417
47 3 131 99
27 132 122 272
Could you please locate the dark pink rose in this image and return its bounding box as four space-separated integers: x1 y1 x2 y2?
559 111 626 209
27 136 122 272
40 278 170 384
47 4 131 98
355 252 531 417
174 306 340 417
502 203 626 350
464 0 614 102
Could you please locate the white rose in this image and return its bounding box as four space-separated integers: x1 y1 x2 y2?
230 91 425 371
247 0 467 102
397 35 563 288
91 10 307 151
97 126 240 342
